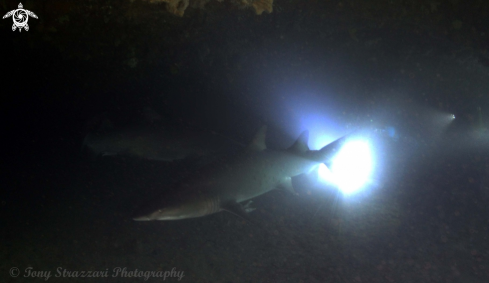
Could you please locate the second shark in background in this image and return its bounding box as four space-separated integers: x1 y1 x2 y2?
82 109 245 163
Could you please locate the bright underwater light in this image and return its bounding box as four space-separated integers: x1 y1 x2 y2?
318 140 373 195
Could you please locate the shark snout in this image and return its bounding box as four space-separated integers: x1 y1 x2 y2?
132 216 152 221
132 207 164 221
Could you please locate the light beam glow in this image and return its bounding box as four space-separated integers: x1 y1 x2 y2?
318 140 373 195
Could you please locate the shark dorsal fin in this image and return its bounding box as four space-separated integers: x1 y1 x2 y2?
288 130 309 153
248 125 267 151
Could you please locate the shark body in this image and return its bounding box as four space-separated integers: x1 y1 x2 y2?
133 126 346 221
83 125 244 162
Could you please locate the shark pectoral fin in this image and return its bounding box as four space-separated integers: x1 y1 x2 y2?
279 177 298 195
222 201 255 222
222 201 265 229
242 200 256 213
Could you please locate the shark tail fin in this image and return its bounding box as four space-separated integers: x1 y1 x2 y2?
318 134 349 167
221 201 264 228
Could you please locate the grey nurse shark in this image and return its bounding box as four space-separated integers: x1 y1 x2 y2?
83 125 245 163
133 126 347 221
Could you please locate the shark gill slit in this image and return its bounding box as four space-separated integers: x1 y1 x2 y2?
206 196 221 215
